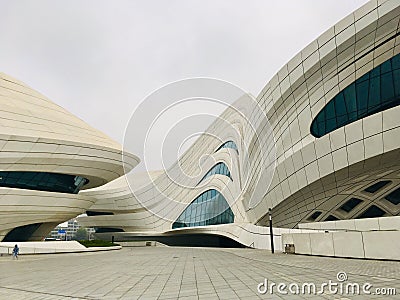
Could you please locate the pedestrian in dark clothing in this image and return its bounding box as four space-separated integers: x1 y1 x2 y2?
12 244 19 259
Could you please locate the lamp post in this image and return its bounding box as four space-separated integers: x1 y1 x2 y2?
269 208 274 254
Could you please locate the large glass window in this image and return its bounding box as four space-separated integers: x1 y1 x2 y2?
172 189 234 229
339 198 363 213
364 180 391 193
215 141 238 153
311 53 400 137
356 205 386 219
385 187 400 205
0 171 89 194
198 162 232 185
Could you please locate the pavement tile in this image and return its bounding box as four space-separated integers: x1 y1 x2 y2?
0 247 399 299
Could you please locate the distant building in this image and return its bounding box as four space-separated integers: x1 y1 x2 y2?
48 218 95 240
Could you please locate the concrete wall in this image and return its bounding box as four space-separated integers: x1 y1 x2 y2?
299 215 400 231
282 230 400 260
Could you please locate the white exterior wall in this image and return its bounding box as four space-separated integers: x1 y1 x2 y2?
283 216 400 260
282 230 400 260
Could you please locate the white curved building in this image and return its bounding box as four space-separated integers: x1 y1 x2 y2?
0 72 139 242
79 0 400 250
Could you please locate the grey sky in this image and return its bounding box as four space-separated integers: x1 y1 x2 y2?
0 0 368 168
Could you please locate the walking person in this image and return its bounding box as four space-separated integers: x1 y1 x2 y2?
12 244 19 260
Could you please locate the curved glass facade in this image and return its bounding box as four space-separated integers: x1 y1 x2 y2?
198 162 232 185
215 141 238 153
0 171 89 194
172 189 234 229
311 53 400 137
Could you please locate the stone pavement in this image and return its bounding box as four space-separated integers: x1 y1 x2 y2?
0 247 399 299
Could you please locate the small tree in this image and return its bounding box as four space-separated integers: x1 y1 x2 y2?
73 228 88 241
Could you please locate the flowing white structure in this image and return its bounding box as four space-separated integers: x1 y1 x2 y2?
0 72 139 242
78 0 400 250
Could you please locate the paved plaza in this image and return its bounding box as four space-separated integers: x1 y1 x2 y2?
0 246 399 299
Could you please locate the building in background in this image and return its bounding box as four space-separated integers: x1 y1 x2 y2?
47 218 95 241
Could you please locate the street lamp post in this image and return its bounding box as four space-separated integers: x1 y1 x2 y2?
269 208 274 254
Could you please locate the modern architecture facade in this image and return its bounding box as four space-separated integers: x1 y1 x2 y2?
78 0 400 250
2 0 400 254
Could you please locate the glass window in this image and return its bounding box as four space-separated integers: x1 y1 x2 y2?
381 72 394 101
356 79 369 117
335 93 348 127
0 171 89 194
393 69 400 96
385 187 400 205
325 215 339 221
339 198 363 213
172 189 234 229
344 83 357 121
215 141 238 153
307 211 322 221
311 53 400 137
356 205 386 219
364 180 391 193
211 189 217 198
368 71 380 112
197 162 232 184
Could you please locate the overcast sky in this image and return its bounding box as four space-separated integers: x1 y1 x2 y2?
0 0 368 156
